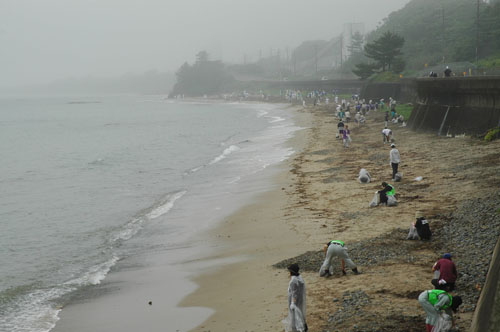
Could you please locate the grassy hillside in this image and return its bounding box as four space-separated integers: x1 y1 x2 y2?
364 0 500 72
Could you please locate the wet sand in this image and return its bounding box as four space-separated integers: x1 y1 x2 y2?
183 103 500 331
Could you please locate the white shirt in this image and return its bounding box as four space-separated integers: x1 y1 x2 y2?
382 128 392 136
390 148 401 164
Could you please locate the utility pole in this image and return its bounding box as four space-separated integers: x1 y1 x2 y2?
442 5 446 64
314 44 318 75
340 34 343 69
285 47 289 72
293 53 296 76
476 0 480 63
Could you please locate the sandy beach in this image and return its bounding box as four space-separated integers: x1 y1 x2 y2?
182 102 500 331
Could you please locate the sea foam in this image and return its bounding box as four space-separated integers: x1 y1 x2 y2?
208 145 240 165
147 190 187 220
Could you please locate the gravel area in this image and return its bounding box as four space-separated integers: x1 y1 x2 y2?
274 190 500 331
431 191 500 313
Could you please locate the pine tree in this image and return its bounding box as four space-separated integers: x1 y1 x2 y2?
352 62 379 80
364 31 405 71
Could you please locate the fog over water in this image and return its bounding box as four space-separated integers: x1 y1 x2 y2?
0 0 410 89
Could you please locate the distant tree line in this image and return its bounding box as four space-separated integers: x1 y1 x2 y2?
170 51 234 97
169 0 500 87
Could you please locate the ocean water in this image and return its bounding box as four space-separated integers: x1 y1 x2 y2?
0 95 300 332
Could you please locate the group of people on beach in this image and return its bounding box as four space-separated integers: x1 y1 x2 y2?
418 251 461 332
283 95 462 332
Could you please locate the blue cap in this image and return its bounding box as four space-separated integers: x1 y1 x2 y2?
443 253 452 259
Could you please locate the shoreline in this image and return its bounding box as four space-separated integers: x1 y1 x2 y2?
51 101 308 332
180 108 314 332
181 102 500 331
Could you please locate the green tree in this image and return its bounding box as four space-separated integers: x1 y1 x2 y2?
391 57 406 74
352 62 378 80
364 31 405 71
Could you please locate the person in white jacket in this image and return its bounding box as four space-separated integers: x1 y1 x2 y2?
389 143 401 180
283 263 307 332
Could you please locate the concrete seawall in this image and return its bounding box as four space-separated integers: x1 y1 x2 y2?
409 77 500 135
470 235 500 332
360 77 500 135
359 79 417 103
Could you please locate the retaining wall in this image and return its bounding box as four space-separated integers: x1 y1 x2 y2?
408 77 500 135
359 79 417 103
470 235 500 332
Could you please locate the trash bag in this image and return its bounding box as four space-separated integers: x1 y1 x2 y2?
394 172 403 182
431 312 453 332
387 195 397 206
283 307 307 332
358 168 371 184
407 224 419 240
283 275 307 332
369 191 379 207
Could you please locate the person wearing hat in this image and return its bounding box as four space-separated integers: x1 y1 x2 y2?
319 240 359 277
389 143 400 180
283 263 308 332
432 253 457 291
418 289 462 332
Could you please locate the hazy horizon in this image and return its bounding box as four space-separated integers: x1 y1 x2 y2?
0 0 411 89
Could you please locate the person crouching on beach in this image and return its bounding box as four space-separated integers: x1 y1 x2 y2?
319 240 359 277
378 182 395 205
432 253 457 292
418 289 462 332
283 263 308 332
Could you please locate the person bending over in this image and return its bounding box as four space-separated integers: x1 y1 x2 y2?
319 240 359 277
418 289 462 332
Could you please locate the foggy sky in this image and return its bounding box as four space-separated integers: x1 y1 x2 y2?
0 0 410 88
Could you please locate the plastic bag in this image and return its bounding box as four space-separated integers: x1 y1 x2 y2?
394 172 402 182
282 305 307 332
431 312 452 332
387 195 398 206
369 192 379 207
407 224 419 240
